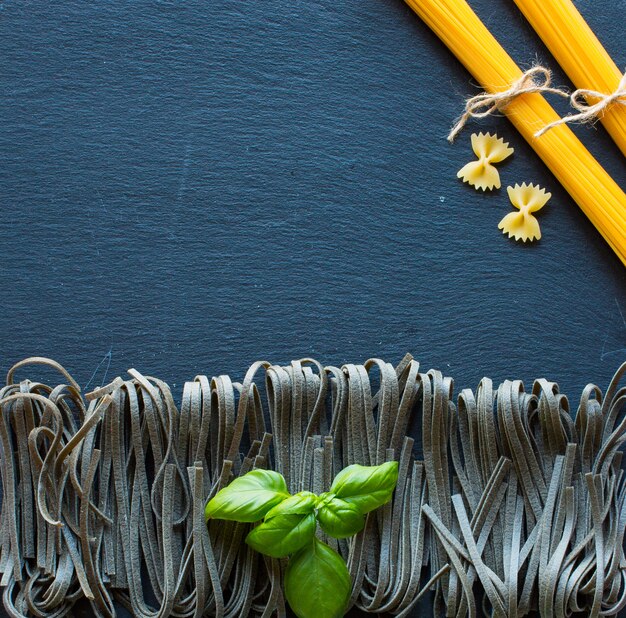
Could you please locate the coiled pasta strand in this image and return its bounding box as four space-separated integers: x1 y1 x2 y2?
1 355 625 616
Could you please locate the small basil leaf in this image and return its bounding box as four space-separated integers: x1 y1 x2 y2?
245 492 318 557
245 512 316 558
284 538 351 618
265 491 317 519
316 494 365 539
329 461 399 514
205 469 289 523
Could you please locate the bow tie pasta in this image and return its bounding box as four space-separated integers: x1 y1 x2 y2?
457 132 514 191
499 182 551 241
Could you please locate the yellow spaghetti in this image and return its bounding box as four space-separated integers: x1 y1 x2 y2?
403 0 626 266
512 0 626 157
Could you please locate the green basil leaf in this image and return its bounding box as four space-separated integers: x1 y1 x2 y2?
329 461 399 514
265 491 317 519
316 493 365 539
284 538 351 618
246 513 316 558
245 492 317 558
204 469 289 523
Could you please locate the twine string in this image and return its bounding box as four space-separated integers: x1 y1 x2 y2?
535 70 626 137
447 66 567 142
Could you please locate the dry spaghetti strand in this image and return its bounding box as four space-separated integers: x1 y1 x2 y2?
511 0 626 156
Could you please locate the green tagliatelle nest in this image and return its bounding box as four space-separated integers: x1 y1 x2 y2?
0 355 625 617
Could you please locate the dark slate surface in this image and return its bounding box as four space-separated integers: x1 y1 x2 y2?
0 0 625 616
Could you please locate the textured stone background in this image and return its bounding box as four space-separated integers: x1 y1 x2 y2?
0 0 625 615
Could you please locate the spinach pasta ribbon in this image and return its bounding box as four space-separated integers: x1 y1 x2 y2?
1 355 626 617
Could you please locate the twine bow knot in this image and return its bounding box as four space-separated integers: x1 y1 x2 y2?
447 66 567 142
535 70 626 137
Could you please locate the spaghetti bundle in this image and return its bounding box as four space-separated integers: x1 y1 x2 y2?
402 0 626 266
511 0 626 156
1 355 626 617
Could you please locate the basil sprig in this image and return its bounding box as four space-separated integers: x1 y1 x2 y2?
205 461 399 618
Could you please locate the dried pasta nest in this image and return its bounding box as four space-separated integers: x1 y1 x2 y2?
1 355 625 617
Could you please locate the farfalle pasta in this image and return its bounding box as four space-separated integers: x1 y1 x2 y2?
457 132 514 190
499 182 551 241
